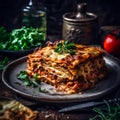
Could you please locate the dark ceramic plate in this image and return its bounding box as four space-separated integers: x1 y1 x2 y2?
2 54 120 103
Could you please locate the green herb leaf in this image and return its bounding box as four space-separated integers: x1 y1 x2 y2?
17 71 28 80
23 79 31 86
0 57 9 70
17 71 43 92
54 40 76 55
38 87 42 92
33 74 41 84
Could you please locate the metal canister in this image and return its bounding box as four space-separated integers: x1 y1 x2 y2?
63 3 99 45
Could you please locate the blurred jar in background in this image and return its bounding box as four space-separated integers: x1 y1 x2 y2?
63 3 99 45
21 0 47 40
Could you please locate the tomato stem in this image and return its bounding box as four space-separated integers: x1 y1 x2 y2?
109 29 120 39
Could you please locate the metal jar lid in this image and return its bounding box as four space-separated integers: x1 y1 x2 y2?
63 3 98 22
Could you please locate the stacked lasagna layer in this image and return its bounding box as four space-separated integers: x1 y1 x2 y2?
26 41 107 94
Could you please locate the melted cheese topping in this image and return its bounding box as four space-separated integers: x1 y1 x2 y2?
29 43 104 69
50 50 69 60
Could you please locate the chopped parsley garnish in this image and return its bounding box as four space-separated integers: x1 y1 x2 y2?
17 71 44 92
54 40 76 55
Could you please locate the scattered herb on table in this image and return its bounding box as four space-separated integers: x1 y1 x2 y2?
0 57 9 70
89 100 120 120
0 26 45 51
54 40 76 55
17 71 44 92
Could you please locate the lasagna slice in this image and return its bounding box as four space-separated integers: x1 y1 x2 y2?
26 40 107 94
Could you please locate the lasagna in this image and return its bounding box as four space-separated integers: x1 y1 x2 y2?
26 40 107 94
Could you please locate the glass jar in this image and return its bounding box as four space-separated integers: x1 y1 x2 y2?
21 0 47 40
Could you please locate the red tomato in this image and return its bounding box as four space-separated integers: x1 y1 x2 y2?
103 31 120 55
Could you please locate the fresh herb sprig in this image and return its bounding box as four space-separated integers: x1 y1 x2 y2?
17 71 43 92
0 57 9 70
54 40 76 55
90 100 120 120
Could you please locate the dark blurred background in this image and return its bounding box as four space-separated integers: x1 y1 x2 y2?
0 0 120 35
